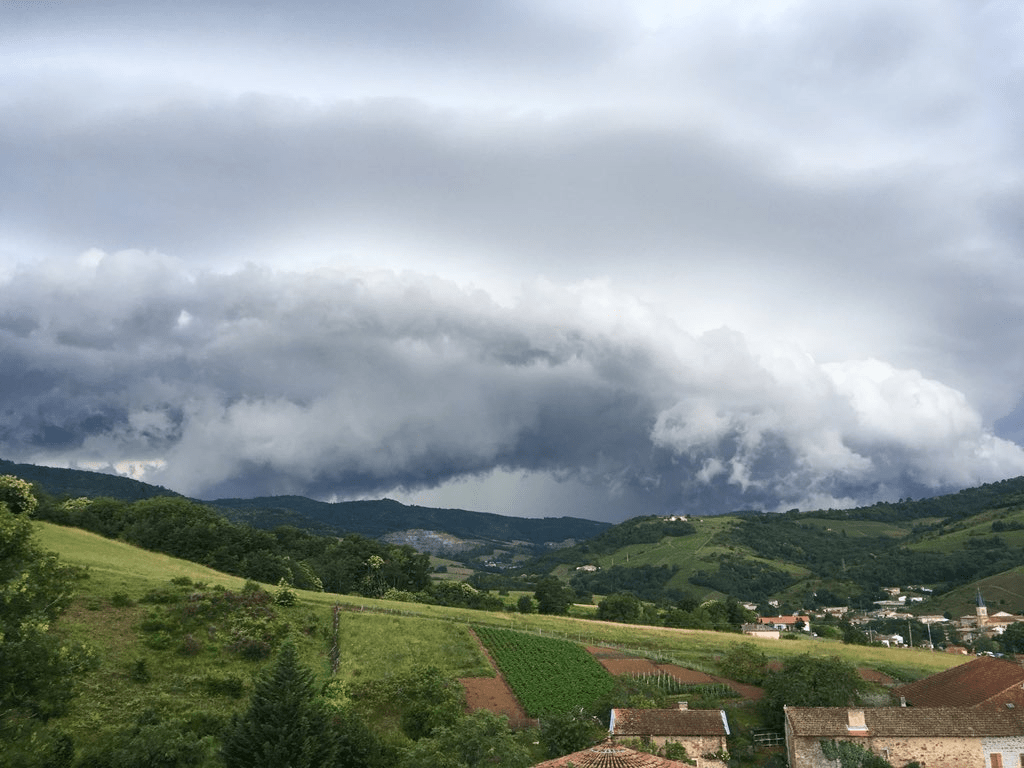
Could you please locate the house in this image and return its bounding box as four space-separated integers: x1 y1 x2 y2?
530 738 700 767
609 702 729 764
759 615 811 632
893 655 1024 710
820 606 849 617
784 706 1024 768
742 623 780 640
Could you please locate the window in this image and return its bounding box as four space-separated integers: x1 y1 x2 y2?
991 752 1002 768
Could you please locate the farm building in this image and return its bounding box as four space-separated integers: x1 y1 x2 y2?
741 623 780 640
609 702 729 763
784 706 1024 768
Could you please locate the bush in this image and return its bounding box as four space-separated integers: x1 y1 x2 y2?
203 674 245 698
231 636 272 661
178 633 203 656
129 658 151 683
275 579 297 607
109 591 135 607
144 631 175 651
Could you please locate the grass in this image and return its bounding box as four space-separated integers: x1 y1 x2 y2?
29 519 971 758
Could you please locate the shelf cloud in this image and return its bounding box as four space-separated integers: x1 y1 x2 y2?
2 0 1023 519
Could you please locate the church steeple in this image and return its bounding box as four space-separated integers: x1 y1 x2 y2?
976 589 988 625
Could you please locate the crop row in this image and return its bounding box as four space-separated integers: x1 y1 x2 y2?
474 625 615 717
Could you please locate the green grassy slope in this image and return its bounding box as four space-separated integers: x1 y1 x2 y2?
533 479 1024 615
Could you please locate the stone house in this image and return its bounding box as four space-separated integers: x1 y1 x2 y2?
893 655 1024 710
609 703 729 766
784 706 1024 768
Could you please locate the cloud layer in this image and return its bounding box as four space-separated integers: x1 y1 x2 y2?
2 1 1023 519
2 252 1021 519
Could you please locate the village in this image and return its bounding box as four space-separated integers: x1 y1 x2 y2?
520 585 1024 767
534 648 1024 768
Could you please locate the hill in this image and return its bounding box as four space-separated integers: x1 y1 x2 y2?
512 478 1024 618
212 495 610 548
23 520 963 763
1 457 610 551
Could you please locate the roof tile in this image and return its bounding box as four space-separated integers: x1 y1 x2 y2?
531 740 699 767
611 708 727 737
785 706 1024 738
893 656 1024 708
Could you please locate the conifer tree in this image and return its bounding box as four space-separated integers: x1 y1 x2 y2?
221 640 339 768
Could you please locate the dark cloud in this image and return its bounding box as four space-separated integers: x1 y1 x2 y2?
1 256 1020 520
1 1 1023 519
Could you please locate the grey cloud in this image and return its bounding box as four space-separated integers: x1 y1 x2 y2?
2 256 1021 518
2 1 1023 518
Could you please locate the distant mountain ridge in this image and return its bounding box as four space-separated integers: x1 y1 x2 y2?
211 494 610 546
0 458 610 547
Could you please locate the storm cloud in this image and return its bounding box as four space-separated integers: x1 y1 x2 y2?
2 1 1023 519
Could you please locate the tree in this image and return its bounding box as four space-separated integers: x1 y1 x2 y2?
539 709 605 758
1 484 90 733
999 622 1024 655
597 592 642 623
398 710 530 768
517 595 536 614
760 654 863 729
346 665 465 742
534 576 574 616
0 475 38 517
220 641 341 768
718 641 768 685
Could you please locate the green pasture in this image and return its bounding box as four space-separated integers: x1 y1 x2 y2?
36 520 967 726
797 517 917 539
920 565 1024 617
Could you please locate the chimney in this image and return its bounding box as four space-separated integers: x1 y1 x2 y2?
846 709 868 736
677 701 688 711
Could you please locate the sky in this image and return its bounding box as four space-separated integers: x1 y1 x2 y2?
2 0 1023 522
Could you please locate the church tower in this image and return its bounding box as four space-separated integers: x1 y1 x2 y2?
976 589 988 626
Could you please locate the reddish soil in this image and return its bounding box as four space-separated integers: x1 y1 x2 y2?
587 646 765 702
858 667 897 686
460 629 537 729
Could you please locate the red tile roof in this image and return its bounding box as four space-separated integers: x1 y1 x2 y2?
610 708 728 737
531 740 698 768
893 655 1024 708
785 706 1024 738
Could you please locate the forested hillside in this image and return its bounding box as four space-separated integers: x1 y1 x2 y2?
0 457 610 549
505 478 1024 615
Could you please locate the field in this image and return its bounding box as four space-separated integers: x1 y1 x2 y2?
29 519 974 758
474 626 615 717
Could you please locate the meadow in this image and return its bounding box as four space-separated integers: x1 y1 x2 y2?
39 520 966 677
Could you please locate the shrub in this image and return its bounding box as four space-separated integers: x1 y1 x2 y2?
274 579 297 607
109 591 135 607
179 633 203 656
231 636 272 661
129 658 151 683
203 674 245 698
144 631 175 651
